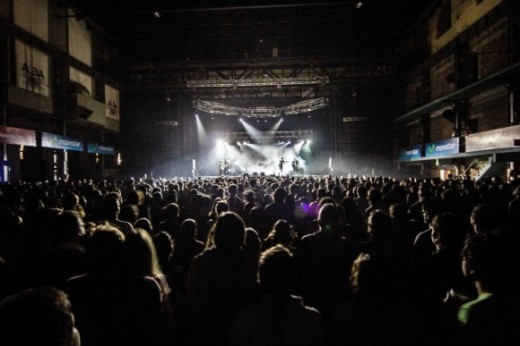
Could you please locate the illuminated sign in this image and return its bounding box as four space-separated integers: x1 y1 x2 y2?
399 144 422 160
0 126 37 146
87 141 116 155
425 138 459 158
42 132 84 151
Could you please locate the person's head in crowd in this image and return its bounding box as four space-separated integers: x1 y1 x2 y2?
119 204 139 224
126 189 142 206
87 224 125 275
470 204 497 234
101 196 121 220
123 228 161 277
389 203 407 222
134 217 153 234
340 197 361 223
318 196 336 210
332 185 342 197
418 184 432 201
153 231 174 270
273 187 286 203
228 184 239 197
367 209 391 239
180 218 198 240
162 202 180 222
244 190 255 203
431 212 466 253
61 192 79 211
0 207 23 245
106 190 123 204
367 188 382 206
462 232 508 294
244 227 262 257
211 212 245 254
318 203 341 233
262 194 273 206
215 200 229 215
248 206 264 224
289 183 299 196
316 188 327 202
421 197 446 225
350 252 389 296
24 193 45 214
441 188 462 211
49 210 86 243
259 244 295 297
152 191 163 204
0 287 80 346
189 188 199 199
266 219 294 249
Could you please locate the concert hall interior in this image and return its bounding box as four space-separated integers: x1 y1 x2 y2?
3 3 520 346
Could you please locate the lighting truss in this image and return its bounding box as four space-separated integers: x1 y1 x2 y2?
193 98 328 118
342 116 368 122
187 76 329 88
224 130 313 143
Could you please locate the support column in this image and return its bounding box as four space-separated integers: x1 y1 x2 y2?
2 92 7 182
63 121 68 179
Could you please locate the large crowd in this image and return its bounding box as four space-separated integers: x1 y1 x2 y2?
0 174 519 345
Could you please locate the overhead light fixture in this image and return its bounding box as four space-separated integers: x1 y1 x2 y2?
356 2 363 9
187 76 329 88
222 130 314 143
154 11 161 18
193 98 328 118
342 116 368 123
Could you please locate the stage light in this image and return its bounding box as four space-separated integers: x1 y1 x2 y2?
193 98 328 118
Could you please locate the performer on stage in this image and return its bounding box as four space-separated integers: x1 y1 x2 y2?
220 159 230 175
279 157 286 173
292 158 299 174
223 159 230 175
219 160 224 175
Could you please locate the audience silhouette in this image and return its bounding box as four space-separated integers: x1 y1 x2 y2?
0 174 519 345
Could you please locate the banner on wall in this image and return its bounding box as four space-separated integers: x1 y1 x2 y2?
0 126 37 146
68 8 92 66
69 67 93 95
15 40 49 97
13 0 49 42
105 84 120 120
41 132 84 152
399 144 422 161
424 138 460 158
87 142 116 155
